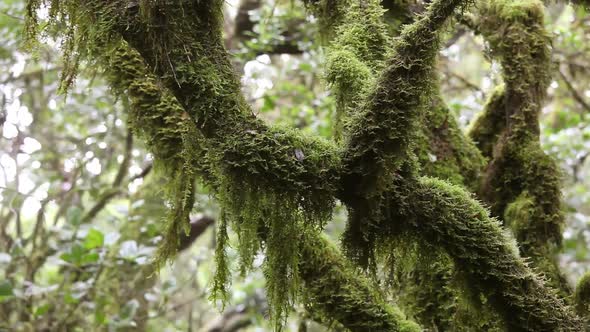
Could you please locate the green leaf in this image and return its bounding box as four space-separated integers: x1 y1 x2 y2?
34 304 51 316
64 292 78 305
0 280 14 298
66 206 83 225
95 309 106 325
81 252 99 264
84 229 104 249
61 244 98 266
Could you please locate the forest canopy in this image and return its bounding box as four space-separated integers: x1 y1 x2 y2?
2 0 590 331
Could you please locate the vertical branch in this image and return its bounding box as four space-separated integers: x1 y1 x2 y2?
475 0 570 295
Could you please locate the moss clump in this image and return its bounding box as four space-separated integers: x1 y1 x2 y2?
574 272 590 318
319 1 400 217
468 85 506 160
324 0 391 139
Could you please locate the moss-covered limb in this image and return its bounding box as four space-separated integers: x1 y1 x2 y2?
337 0 471 267
100 40 396 329
386 90 486 330
324 0 392 139
25 0 342 215
467 85 507 160
99 41 210 264
299 231 421 332
397 177 583 331
340 0 470 202
111 0 341 217
98 3 341 322
472 0 570 295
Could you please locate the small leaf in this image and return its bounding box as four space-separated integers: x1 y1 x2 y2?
64 292 78 305
81 252 99 264
0 280 14 297
34 304 51 316
83 229 104 249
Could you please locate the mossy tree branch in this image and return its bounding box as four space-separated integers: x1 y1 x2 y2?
318 1 487 329
468 0 571 295
22 0 585 329
99 38 421 330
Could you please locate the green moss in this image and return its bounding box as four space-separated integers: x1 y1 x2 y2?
487 0 545 22
403 177 582 331
575 272 590 318
323 0 391 140
417 94 486 189
100 42 210 267
211 212 231 306
339 0 470 267
299 232 421 332
468 85 506 159
24 0 583 330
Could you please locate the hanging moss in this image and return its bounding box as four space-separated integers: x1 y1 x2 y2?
211 212 231 306
99 42 209 266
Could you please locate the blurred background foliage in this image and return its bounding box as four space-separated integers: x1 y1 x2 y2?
0 0 589 331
